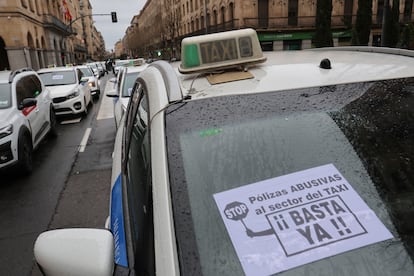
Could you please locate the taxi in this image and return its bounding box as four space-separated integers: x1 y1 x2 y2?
106 59 148 128
34 29 414 275
37 66 92 116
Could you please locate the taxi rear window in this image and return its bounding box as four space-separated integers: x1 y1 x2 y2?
165 78 414 275
38 71 77 86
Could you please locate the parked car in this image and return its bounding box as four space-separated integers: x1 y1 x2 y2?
77 65 100 100
37 66 92 117
0 68 56 174
34 29 414 276
106 62 148 128
113 58 145 75
86 62 105 78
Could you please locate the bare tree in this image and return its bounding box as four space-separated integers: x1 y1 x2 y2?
161 0 181 59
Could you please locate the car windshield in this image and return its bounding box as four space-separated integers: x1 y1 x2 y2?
122 72 139 97
78 67 93 77
165 78 414 276
0 84 12 109
38 70 76 86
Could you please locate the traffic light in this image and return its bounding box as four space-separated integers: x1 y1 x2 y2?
111 12 117 23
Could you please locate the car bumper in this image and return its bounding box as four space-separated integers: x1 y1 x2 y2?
0 139 17 169
52 96 86 115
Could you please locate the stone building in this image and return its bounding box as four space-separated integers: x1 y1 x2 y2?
123 0 414 59
0 0 105 71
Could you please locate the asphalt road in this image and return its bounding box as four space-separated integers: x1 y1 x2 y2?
0 74 116 276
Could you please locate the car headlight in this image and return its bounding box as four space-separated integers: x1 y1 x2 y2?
0 124 13 139
67 89 80 99
88 81 96 88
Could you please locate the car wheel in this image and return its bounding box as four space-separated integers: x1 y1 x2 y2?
49 107 58 137
17 133 33 174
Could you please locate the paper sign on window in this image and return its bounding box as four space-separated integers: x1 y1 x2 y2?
213 164 393 276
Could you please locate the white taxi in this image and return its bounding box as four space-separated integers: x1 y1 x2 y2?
106 60 148 128
0 68 56 174
77 65 100 100
37 66 92 116
34 29 414 276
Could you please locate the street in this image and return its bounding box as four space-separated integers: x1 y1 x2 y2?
0 74 116 276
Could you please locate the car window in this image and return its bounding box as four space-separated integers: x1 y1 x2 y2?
0 83 12 109
122 72 140 97
38 70 76 86
165 78 414 275
16 75 42 104
123 83 154 274
78 67 93 77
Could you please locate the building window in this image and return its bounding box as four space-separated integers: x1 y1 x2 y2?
29 0 35 12
377 0 384 25
288 0 298 26
229 2 234 28
404 0 413 22
343 0 354 26
213 10 217 25
21 0 28 8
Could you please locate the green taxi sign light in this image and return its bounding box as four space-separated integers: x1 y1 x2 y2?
179 28 266 74
183 44 200 68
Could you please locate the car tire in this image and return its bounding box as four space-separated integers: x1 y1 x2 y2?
17 132 33 174
49 107 58 137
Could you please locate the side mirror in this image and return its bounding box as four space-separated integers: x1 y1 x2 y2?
34 228 114 276
18 98 37 110
106 88 119 98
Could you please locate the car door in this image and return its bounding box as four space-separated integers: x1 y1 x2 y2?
121 82 154 275
15 75 44 143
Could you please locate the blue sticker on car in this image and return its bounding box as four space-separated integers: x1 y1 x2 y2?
110 174 128 267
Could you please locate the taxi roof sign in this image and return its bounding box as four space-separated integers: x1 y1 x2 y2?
179 28 266 74
126 58 145 67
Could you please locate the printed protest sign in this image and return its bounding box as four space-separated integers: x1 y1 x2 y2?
213 164 393 276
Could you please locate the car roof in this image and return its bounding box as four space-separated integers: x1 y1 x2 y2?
37 66 76 73
174 47 414 101
125 64 148 74
140 46 414 130
0 68 38 84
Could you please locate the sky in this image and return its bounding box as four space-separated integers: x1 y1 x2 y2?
88 0 147 52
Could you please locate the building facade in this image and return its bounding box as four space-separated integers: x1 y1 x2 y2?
0 0 105 71
123 0 414 59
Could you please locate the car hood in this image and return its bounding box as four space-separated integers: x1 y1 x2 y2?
46 84 78 98
0 108 15 128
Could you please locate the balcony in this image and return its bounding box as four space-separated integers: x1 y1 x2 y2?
42 14 73 35
243 15 356 30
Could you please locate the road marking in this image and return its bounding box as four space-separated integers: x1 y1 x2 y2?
79 127 92 152
60 118 82 124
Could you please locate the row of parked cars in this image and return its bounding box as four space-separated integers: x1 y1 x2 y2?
0 63 103 174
